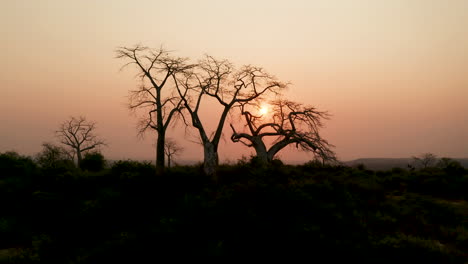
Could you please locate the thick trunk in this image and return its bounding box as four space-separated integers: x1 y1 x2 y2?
155 87 165 175
156 131 165 175
266 138 299 163
76 149 83 169
203 142 219 180
252 137 269 164
267 151 276 163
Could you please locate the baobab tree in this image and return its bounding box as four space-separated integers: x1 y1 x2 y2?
116 45 192 174
174 56 286 177
164 138 184 168
56 116 106 169
230 99 336 164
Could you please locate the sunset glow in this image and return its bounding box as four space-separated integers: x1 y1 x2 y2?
2 1 468 256
1 0 467 163
259 105 269 116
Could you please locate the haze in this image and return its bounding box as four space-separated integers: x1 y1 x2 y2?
1 0 467 163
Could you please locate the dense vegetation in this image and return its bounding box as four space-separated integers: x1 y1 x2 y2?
0 151 467 262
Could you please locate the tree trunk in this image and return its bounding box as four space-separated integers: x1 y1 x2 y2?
167 154 171 168
267 151 276 163
266 138 298 164
252 137 269 164
156 131 165 175
155 85 165 175
203 142 218 181
76 149 83 169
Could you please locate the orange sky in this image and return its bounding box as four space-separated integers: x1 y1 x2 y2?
1 0 468 163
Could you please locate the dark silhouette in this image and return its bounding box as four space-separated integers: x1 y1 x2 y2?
56 116 106 169
116 46 192 175
174 56 286 178
2 150 467 261
412 153 437 169
80 151 106 171
35 142 74 169
230 99 336 164
164 138 183 168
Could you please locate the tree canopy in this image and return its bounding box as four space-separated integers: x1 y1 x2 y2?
231 99 336 164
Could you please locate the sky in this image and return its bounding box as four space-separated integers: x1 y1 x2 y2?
1 0 468 163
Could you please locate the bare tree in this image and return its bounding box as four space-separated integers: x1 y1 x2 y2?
56 116 106 169
412 153 437 169
174 56 286 177
164 138 184 168
230 99 336 164
116 45 192 174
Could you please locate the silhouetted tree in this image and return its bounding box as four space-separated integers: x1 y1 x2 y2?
164 138 183 168
412 153 437 169
116 45 191 175
56 116 105 169
174 56 286 177
230 99 336 164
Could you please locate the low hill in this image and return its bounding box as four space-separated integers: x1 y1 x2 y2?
344 158 468 171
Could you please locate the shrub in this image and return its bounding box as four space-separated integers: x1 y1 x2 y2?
110 160 155 179
81 152 106 172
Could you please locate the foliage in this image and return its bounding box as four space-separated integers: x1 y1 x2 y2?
35 143 75 170
0 151 37 180
81 152 106 172
0 152 36 250
1 154 467 261
110 160 155 179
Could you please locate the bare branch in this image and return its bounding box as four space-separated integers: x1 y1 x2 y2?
116 45 193 173
164 138 184 168
230 98 336 164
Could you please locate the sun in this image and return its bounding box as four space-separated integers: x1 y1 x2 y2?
259 105 269 116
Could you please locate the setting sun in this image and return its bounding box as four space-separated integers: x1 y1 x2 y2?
259 105 269 116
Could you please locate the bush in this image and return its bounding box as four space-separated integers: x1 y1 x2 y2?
0 151 37 180
81 152 106 172
35 143 75 170
110 160 155 179
0 152 34 249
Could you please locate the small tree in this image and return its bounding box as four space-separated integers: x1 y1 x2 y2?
164 138 184 168
56 116 106 169
412 153 437 169
230 99 336 164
